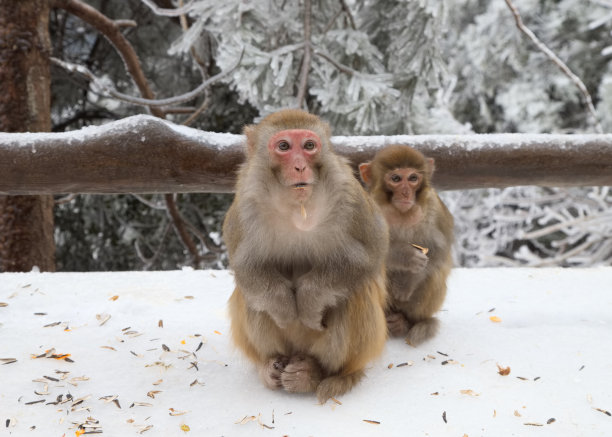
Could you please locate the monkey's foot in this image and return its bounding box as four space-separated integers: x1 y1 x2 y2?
316 370 365 403
259 356 290 390
405 317 439 347
386 311 411 337
281 355 323 393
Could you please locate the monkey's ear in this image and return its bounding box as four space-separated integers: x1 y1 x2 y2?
243 125 257 155
426 157 435 178
358 162 373 186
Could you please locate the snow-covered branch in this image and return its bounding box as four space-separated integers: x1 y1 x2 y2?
1 115 612 195
504 0 603 133
51 52 242 108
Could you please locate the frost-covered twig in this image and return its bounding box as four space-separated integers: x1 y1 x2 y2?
532 238 596 267
54 194 77 205
132 194 167 210
339 0 356 30
165 194 202 266
114 19 137 28
140 0 197 17
296 0 313 109
313 49 356 75
52 51 243 108
177 0 212 126
504 0 603 133
51 0 165 118
521 212 612 239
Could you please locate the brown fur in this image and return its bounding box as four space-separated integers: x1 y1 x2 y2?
360 145 454 346
224 109 389 402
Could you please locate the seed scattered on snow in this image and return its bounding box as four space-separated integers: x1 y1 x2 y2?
235 415 256 425
96 313 111 326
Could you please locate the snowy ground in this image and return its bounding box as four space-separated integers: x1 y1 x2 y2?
0 268 611 436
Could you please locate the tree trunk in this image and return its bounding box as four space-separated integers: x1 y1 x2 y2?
0 0 55 272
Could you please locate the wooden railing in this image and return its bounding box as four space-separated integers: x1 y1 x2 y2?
1 114 612 194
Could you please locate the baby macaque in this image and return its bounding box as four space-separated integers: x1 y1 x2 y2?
223 109 388 402
359 145 454 346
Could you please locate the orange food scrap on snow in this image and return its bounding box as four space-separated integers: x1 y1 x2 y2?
109 295 119 301
75 429 85 437
489 315 502 323
214 330 222 335
180 424 190 432
497 364 511 376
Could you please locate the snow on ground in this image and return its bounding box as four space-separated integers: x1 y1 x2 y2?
0 268 611 436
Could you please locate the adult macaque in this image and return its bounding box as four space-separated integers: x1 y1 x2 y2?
223 109 388 402
359 145 454 346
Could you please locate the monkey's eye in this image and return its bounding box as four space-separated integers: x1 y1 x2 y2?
303 140 316 150
277 141 290 151
390 174 401 183
408 174 419 182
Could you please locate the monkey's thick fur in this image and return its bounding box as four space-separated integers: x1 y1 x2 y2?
224 109 388 402
361 145 454 346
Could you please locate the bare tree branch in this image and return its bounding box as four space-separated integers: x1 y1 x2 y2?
504 0 603 133
140 0 197 17
51 0 219 265
178 0 212 126
323 1 356 34
113 19 137 28
339 0 356 30
181 98 210 126
52 52 243 108
313 49 356 75
50 0 165 118
296 0 313 109
323 7 344 34
165 193 202 266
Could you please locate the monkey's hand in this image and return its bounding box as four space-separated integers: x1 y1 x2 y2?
386 311 411 337
265 281 299 329
295 279 344 331
240 275 298 329
386 243 429 273
406 247 429 273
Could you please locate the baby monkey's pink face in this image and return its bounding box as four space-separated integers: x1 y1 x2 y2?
385 167 423 213
268 129 321 198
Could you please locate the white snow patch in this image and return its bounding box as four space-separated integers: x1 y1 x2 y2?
0 268 610 435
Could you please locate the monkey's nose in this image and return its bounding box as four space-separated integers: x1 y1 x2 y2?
295 165 306 173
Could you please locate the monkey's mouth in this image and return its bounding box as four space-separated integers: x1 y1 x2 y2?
293 183 310 189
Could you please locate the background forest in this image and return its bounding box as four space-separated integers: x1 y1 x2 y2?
49 0 612 270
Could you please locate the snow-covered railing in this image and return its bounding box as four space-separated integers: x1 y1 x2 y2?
1 114 612 194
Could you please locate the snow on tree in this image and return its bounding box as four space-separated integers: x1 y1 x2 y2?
41 0 612 270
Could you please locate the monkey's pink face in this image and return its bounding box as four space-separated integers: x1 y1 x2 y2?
385 167 422 213
268 129 321 194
